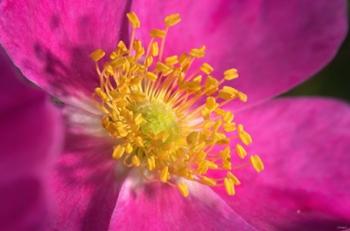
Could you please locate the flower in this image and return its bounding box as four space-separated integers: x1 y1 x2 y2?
0 0 349 231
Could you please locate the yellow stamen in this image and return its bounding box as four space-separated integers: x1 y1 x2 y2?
132 155 141 167
227 172 241 185
112 146 125 159
200 63 214 75
190 46 206 58
237 124 253 145
164 13 181 27
90 49 105 62
177 183 189 197
218 86 238 100
224 68 239 80
236 144 247 159
200 176 217 186
127 12 141 28
150 29 166 38
91 12 263 198
160 167 169 182
224 177 236 196
250 154 264 172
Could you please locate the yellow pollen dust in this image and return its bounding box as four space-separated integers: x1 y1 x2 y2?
91 12 263 197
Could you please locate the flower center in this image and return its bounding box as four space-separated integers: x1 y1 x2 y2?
134 101 179 143
90 12 264 197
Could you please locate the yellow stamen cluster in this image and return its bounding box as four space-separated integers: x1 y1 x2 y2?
91 12 264 197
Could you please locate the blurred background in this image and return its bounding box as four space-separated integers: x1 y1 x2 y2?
284 4 350 102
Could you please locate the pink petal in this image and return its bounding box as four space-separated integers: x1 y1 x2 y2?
216 97 350 230
0 97 63 179
108 180 256 231
50 133 124 231
0 49 64 230
0 177 48 231
0 46 42 111
0 0 129 100
132 0 348 107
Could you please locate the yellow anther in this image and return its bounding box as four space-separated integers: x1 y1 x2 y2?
127 12 141 28
131 155 141 167
90 49 105 62
147 156 156 170
117 126 128 137
224 68 239 80
95 88 109 101
156 62 171 74
224 123 236 132
197 161 209 174
213 120 222 131
205 97 217 111
223 111 234 123
164 13 181 27
235 144 247 159
186 131 200 145
177 183 189 197
145 56 154 67
250 154 264 172
125 143 133 154
186 81 201 93
130 76 143 86
165 55 178 66
215 133 229 144
237 92 248 102
109 51 118 60
215 108 226 116
200 176 217 186
190 46 206 58
150 29 166 38
223 160 232 170
200 63 214 75
134 114 144 126
179 56 192 71
218 86 238 100
151 42 159 56
206 160 218 169
237 124 252 145
112 146 125 159
205 76 219 94
220 147 230 159
195 151 207 162
227 172 241 185
117 41 128 53
135 136 144 147
193 75 202 83
179 53 188 64
146 72 158 81
160 166 169 182
133 39 144 53
224 177 236 196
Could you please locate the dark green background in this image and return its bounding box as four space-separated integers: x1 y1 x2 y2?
284 6 350 102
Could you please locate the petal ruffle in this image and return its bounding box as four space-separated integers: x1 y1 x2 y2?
216 97 350 230
50 133 124 231
0 0 129 100
132 0 348 107
108 180 256 231
0 50 64 230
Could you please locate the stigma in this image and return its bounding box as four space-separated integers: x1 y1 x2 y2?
90 12 263 197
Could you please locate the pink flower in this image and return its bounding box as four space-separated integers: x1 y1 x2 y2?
0 0 349 231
